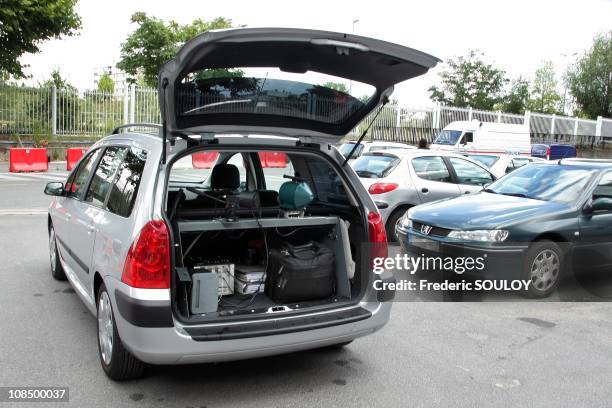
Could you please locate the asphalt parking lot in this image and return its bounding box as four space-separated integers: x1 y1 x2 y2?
1 165 612 407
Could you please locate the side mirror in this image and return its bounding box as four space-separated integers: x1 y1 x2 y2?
44 182 64 196
591 197 612 212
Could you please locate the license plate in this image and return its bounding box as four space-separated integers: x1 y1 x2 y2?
407 232 440 252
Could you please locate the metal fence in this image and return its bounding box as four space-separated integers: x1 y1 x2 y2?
0 84 610 146
354 104 611 146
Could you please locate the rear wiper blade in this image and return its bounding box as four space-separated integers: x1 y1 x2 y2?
355 170 378 178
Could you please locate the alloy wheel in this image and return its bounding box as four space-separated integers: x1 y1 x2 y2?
530 249 560 292
98 291 114 365
49 227 57 272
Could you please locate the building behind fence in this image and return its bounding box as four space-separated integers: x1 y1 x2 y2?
1 84 611 146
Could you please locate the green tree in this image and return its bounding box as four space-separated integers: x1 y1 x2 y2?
41 68 76 91
321 82 349 93
528 61 562 114
428 50 508 110
97 72 115 93
501 77 530 114
566 32 611 119
117 13 233 87
0 0 81 78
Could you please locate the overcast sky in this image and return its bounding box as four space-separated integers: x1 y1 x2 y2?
19 0 612 106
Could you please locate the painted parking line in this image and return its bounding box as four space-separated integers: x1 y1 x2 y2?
10 173 66 181
0 208 48 215
0 174 32 181
0 173 65 182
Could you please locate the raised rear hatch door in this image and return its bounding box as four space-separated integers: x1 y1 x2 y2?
159 28 439 141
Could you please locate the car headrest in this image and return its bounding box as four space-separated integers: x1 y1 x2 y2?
210 163 240 190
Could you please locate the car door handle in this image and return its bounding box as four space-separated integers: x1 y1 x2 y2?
421 188 429 193
87 225 95 234
464 191 471 194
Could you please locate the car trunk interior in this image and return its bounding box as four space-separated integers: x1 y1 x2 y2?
165 147 368 324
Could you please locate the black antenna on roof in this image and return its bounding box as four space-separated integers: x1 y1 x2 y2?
342 96 389 167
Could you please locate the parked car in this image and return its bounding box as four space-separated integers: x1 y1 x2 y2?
430 120 531 155
43 27 440 380
396 159 612 298
338 141 416 160
531 143 577 160
465 153 546 178
351 149 496 240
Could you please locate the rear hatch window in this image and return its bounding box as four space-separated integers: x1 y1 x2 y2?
176 70 374 126
352 154 399 178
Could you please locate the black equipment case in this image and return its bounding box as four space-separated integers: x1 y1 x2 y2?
266 241 336 303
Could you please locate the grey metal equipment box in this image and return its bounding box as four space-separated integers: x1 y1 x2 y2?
191 272 219 314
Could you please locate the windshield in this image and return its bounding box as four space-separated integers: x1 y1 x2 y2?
467 155 500 168
433 130 463 145
352 155 399 178
486 164 596 204
338 143 364 159
175 68 375 125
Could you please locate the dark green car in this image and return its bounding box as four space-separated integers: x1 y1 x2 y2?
395 159 612 298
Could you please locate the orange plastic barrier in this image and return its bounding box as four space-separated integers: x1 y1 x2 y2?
66 147 89 170
9 148 48 172
192 151 219 169
259 151 287 168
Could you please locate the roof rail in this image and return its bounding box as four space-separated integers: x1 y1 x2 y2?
111 123 162 135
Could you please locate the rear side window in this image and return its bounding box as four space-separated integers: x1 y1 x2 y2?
85 147 127 206
338 143 363 159
67 149 101 199
506 158 530 174
412 156 452 183
449 157 494 186
306 158 349 205
467 155 499 168
106 148 147 217
593 172 612 200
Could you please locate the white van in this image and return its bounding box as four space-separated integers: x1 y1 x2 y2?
430 121 531 155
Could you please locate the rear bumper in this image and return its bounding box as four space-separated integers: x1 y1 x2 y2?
105 277 391 365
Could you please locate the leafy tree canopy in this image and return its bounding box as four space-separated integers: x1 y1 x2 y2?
97 72 115 93
428 50 508 110
41 68 76 91
566 31 612 119
527 60 562 114
500 76 530 114
0 0 81 78
321 82 349 94
117 13 234 87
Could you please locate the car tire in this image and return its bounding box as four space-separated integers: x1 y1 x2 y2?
522 240 564 299
49 224 66 281
386 208 408 243
97 283 145 381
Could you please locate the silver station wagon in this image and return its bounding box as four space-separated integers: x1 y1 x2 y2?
44 28 439 380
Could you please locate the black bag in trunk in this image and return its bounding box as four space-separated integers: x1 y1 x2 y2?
266 241 335 303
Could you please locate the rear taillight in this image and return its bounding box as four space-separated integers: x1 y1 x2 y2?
368 211 388 266
546 147 551 160
122 220 170 289
368 183 399 195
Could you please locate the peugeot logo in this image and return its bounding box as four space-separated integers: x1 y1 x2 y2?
420 224 433 235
